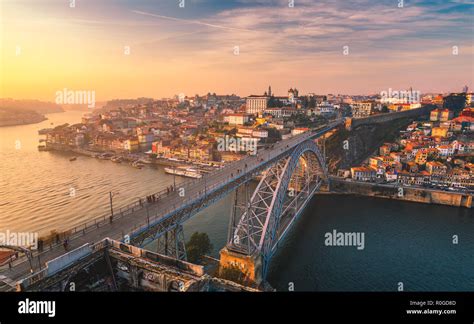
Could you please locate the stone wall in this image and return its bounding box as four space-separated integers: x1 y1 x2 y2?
219 247 263 284
346 105 435 130
325 105 436 173
328 178 472 208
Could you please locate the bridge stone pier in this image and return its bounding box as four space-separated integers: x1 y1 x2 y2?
219 247 263 284
220 139 327 284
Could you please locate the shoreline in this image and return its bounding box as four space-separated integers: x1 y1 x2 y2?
0 115 48 127
41 143 222 173
319 178 473 209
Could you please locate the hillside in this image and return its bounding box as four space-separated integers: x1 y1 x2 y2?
0 107 47 127
0 99 64 127
0 99 63 114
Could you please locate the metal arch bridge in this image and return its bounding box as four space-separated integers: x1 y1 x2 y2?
128 120 343 276
224 139 326 281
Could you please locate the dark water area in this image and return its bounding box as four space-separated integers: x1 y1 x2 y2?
266 195 474 291
183 190 473 291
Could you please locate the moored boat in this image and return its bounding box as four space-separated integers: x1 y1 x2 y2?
98 153 113 160
111 156 123 163
168 157 185 162
38 128 53 135
37 145 51 151
137 158 152 164
132 161 145 169
164 167 202 179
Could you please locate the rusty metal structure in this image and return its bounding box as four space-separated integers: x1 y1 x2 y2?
16 238 257 292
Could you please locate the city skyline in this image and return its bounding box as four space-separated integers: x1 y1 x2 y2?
1 0 473 101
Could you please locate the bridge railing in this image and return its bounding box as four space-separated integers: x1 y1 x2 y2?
10 127 342 272
34 122 342 254
128 137 314 239
129 171 241 240
64 166 225 241
127 123 344 240
66 185 182 237
34 179 194 253
31 171 219 256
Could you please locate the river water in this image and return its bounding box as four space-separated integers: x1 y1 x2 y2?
1 111 473 291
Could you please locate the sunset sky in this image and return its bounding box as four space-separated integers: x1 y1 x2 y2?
1 0 473 101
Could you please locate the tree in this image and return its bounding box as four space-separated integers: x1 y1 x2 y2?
309 96 316 109
443 93 467 113
264 127 282 141
268 96 283 108
186 232 213 264
217 264 251 286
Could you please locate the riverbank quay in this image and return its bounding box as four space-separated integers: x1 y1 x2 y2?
321 177 472 208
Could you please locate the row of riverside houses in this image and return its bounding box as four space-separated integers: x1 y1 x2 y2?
341 107 474 189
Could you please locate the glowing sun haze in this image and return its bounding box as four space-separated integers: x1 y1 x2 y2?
1 0 473 102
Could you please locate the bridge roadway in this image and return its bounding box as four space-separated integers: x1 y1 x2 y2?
0 119 343 285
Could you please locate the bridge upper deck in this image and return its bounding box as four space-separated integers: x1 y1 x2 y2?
0 120 343 283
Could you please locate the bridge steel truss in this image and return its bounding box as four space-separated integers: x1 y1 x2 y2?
129 137 329 264
226 140 327 279
128 140 316 254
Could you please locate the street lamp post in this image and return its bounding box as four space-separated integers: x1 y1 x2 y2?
173 165 176 190
109 191 119 223
146 205 150 227
109 192 114 218
135 196 142 207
